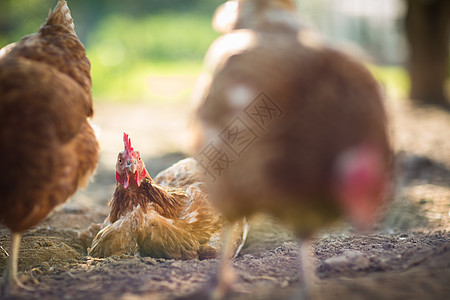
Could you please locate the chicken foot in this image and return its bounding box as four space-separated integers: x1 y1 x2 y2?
290 239 317 300
211 221 237 300
1 232 33 295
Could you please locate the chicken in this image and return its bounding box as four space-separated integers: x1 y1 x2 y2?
0 0 99 295
85 133 247 260
191 0 392 297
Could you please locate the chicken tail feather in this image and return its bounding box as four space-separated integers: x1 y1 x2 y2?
45 0 75 34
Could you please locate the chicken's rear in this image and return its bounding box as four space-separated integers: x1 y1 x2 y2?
192 0 392 297
193 0 392 235
0 0 99 295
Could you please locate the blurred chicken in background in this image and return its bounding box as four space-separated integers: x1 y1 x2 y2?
191 0 392 298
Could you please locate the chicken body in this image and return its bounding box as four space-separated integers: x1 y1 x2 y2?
192 0 392 297
193 0 392 235
87 134 247 260
0 0 99 294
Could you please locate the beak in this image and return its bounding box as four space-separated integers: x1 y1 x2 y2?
126 161 136 174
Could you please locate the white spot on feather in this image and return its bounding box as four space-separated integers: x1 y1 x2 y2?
264 10 301 31
0 48 7 58
205 31 257 72
227 84 254 108
297 30 323 50
213 0 239 33
186 211 199 224
0 42 15 58
87 119 101 139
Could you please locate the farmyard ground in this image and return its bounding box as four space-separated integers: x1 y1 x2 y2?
0 98 449 299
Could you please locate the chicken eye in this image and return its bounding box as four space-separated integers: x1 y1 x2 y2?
138 157 141 161
118 158 122 163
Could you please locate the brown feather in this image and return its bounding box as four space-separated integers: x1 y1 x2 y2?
0 2 99 294
0 0 99 233
108 177 186 223
192 0 392 235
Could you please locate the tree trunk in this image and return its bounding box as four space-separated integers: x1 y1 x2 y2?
405 0 450 107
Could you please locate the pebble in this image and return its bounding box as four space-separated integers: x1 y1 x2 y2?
322 251 370 272
242 254 254 260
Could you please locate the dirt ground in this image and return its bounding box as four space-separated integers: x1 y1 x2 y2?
0 98 449 300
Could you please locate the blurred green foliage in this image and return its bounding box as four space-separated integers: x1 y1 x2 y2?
0 0 223 44
0 0 53 46
0 0 222 102
368 65 410 99
0 0 413 102
87 13 218 101
88 13 217 63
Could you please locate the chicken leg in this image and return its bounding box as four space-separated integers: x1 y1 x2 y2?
2 232 22 295
211 221 237 300
294 239 315 300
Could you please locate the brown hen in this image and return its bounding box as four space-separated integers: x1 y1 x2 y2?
0 0 99 295
191 0 392 298
84 133 247 260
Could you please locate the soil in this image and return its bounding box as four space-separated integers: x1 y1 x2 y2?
0 98 449 300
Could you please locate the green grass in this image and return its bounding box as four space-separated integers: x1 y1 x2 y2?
367 64 410 100
85 13 411 102
89 59 203 102
86 13 218 102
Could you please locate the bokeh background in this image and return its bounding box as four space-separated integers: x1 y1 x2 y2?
1 0 223 103
2 0 448 104
1 0 449 206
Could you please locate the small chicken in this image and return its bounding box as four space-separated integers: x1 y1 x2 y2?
0 0 99 295
191 0 392 297
85 133 247 260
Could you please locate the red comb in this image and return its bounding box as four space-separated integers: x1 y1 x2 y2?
123 132 134 153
